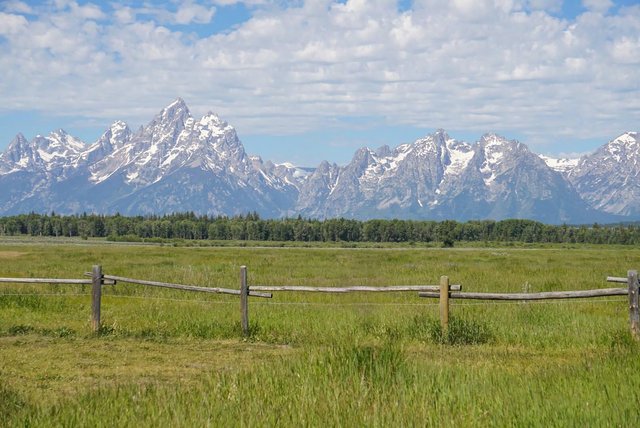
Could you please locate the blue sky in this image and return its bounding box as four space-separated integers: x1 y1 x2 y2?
0 0 639 166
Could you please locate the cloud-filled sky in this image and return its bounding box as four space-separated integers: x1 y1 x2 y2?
0 0 638 166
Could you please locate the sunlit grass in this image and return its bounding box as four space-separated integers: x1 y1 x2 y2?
1 239 639 425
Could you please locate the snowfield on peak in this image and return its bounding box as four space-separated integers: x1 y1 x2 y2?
0 99 637 222
540 155 580 174
443 139 474 177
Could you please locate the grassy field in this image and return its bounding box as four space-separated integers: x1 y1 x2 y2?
1 239 639 426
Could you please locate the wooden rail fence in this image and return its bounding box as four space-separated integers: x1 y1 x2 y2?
0 265 453 336
419 270 639 339
244 271 460 335
1 266 638 339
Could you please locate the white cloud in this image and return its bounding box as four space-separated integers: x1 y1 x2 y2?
526 0 562 13
69 2 106 20
2 1 33 14
0 12 28 35
211 0 268 6
582 0 613 13
112 1 217 26
611 37 640 63
113 6 135 24
175 2 216 25
0 0 638 157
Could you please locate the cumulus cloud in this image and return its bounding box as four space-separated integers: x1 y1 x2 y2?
0 12 28 34
113 5 136 24
582 0 613 13
211 0 269 6
0 0 638 157
2 1 33 14
175 2 216 24
526 0 562 13
112 1 216 26
69 2 106 20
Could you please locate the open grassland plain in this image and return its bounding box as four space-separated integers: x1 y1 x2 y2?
1 240 640 426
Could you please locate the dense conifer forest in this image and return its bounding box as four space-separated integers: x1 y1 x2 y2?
1 212 639 245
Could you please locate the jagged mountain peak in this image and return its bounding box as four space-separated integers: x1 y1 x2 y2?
7 132 29 152
478 133 530 166
199 111 225 127
110 120 129 132
479 132 512 146
567 130 640 216
573 131 640 169
139 98 191 142
161 97 189 118
412 129 463 151
104 120 131 142
433 128 450 140
349 147 379 174
613 131 638 142
410 133 445 158
82 120 133 165
0 128 88 180
316 160 337 172
0 99 635 222
0 133 32 172
605 131 639 155
352 146 377 159
192 112 239 150
376 144 391 157
28 130 85 167
478 134 532 159
39 129 85 152
89 99 252 188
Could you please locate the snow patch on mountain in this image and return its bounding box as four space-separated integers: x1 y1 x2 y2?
540 155 580 174
568 132 640 216
0 98 635 222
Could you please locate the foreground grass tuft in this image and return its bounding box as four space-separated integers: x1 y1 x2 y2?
428 316 494 345
1 240 639 425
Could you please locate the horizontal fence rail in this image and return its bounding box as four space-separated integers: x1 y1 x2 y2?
0 277 93 285
419 288 627 300
2 265 639 340
250 284 462 293
102 274 272 298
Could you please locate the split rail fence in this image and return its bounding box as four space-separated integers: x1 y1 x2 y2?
1 266 638 339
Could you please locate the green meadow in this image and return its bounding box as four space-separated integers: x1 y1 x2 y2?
1 239 639 426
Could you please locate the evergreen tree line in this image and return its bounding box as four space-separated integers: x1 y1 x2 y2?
1 212 639 245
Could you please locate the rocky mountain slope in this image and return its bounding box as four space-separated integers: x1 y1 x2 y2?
541 132 640 217
0 99 635 223
296 131 603 223
565 132 640 217
0 99 302 217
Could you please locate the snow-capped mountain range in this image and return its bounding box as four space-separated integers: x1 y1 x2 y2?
0 98 637 224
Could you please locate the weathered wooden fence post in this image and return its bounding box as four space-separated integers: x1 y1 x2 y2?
240 265 249 337
440 275 450 332
91 265 103 332
628 270 639 339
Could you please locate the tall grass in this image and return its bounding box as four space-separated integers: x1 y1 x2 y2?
9 338 640 427
1 241 639 425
